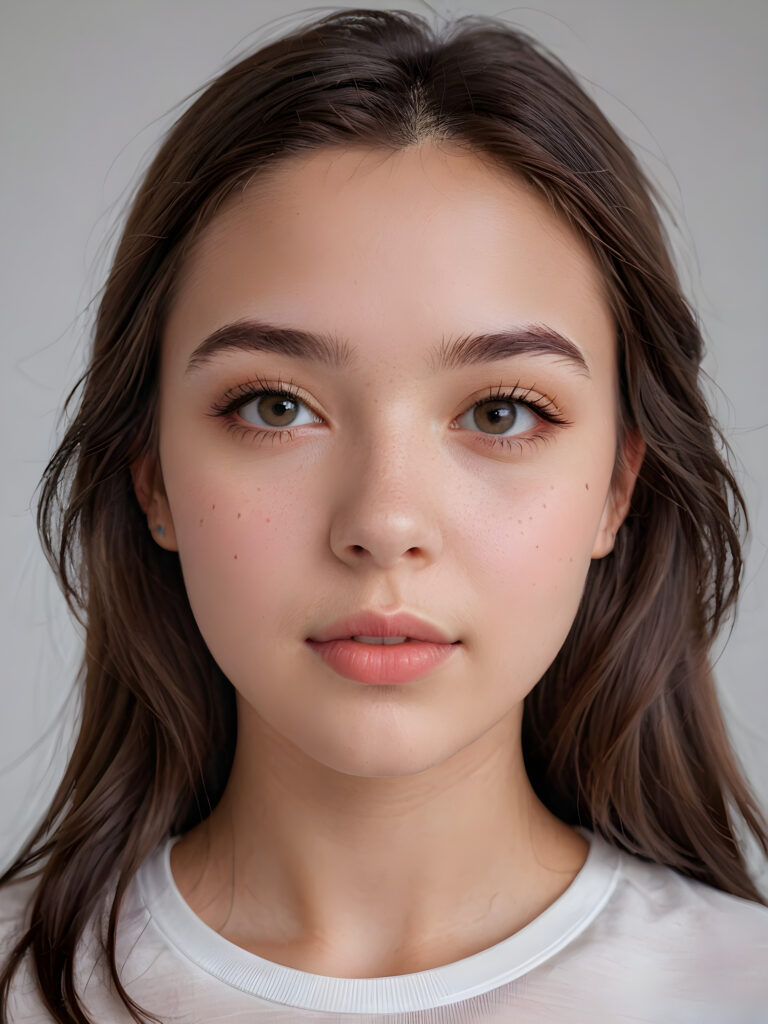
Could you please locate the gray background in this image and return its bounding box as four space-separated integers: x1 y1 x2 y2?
2 1 766 894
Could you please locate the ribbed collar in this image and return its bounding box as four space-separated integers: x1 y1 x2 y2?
136 824 620 1014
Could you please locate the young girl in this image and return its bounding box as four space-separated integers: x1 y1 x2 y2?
1 8 766 1023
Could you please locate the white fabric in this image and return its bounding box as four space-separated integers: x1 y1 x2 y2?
2 825 767 1022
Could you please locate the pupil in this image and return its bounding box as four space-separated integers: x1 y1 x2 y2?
480 401 516 433
261 396 296 425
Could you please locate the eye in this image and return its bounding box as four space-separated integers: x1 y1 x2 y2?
454 383 567 445
237 390 318 430
209 377 570 452
456 395 539 437
208 376 323 432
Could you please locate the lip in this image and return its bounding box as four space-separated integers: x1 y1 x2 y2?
306 637 459 685
307 610 458 645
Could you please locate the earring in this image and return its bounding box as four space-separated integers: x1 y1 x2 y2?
155 524 165 537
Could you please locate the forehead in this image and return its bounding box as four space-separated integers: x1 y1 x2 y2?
163 143 614 377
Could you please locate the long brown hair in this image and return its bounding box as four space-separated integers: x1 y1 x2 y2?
2 9 766 1023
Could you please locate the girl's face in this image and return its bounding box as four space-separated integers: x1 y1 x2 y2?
136 143 642 778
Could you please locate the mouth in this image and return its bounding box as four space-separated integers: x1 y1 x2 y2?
305 635 461 684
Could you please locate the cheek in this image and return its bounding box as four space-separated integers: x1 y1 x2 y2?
162 454 314 663
461 483 605 679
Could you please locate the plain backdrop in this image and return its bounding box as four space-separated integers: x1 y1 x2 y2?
1 1 766 894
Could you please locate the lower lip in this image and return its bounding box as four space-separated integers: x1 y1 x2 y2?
305 639 460 684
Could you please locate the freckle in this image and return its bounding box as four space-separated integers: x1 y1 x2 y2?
535 544 539 549
237 512 241 519
211 504 215 510
517 519 523 525
569 557 573 562
266 518 271 523
585 483 589 490
234 554 238 559
542 504 547 509
550 485 555 490
528 516 532 521
199 518 204 526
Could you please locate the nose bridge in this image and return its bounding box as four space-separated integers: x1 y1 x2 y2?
352 393 438 493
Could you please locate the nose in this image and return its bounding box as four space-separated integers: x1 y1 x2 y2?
327 426 443 571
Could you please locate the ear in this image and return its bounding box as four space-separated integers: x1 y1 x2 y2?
129 450 178 551
591 429 645 559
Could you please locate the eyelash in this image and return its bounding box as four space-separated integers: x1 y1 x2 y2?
207 374 571 453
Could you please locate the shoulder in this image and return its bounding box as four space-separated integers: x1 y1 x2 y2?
614 845 768 939
596 844 768 1012
547 838 768 1021
0 871 137 1023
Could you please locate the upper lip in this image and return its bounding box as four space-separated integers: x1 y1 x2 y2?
308 610 458 644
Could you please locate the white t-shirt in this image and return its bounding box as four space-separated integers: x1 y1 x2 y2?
2 825 767 1023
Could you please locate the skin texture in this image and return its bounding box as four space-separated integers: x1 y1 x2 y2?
131 142 644 978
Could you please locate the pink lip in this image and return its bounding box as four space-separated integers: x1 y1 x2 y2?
306 637 460 684
308 609 457 645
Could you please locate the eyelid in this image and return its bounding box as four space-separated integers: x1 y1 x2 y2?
206 375 321 420
459 381 569 425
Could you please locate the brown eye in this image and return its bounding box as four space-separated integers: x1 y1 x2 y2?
237 391 318 430
459 398 538 437
241 394 299 427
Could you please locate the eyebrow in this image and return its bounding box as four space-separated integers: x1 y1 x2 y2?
183 317 591 378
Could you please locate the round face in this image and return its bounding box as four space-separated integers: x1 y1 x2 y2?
148 142 636 780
